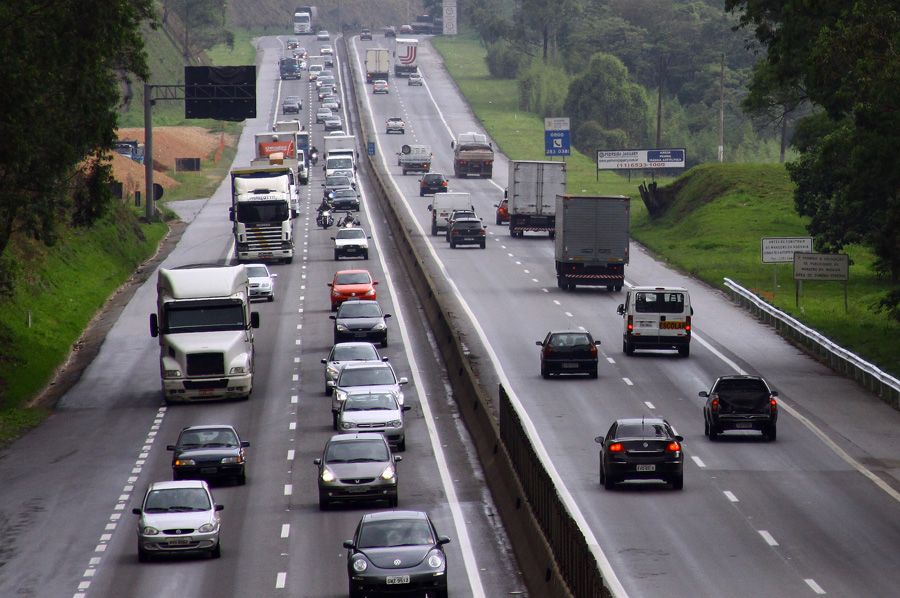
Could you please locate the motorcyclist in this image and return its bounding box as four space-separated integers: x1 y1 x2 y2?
340 211 357 227
317 195 331 213
310 145 320 166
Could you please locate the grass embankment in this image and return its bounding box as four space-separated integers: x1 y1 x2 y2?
0 206 167 444
431 35 899 378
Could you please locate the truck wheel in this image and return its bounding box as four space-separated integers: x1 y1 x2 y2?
614 284 623 292
332 411 338 430
606 285 615 292
449 241 456 248
549 231 555 239
678 345 690 357
480 241 486 249
402 169 407 175
334 250 340 260
363 251 369 260
431 223 438 236
624 340 635 355
496 216 502 225
557 276 566 289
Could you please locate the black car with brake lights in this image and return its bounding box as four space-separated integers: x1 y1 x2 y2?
419 172 449 196
344 510 450 598
701 375 779 441
167 425 250 485
331 299 390 345
536 330 599 378
447 218 487 249
595 417 684 490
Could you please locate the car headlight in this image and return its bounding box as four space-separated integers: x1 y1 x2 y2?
259 282 271 289
388 420 402 428
141 526 160 535
221 456 243 464
163 369 182 378
372 322 386 331
364 289 376 296
198 522 218 533
335 389 348 403
230 366 247 375
352 557 368 572
321 467 336 483
427 550 445 569
380 465 395 481
336 323 349 331
341 421 354 430
174 458 196 466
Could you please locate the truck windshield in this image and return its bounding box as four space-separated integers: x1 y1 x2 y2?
294 14 310 24
164 302 245 333
236 201 289 223
634 292 685 314
327 158 353 170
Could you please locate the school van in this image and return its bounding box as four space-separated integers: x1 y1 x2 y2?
617 286 693 357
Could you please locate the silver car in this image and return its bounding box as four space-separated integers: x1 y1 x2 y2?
338 390 411 450
313 433 400 510
321 341 387 396
245 263 276 302
331 362 408 429
132 480 223 561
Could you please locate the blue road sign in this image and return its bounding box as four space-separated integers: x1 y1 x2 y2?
647 149 684 163
367 141 376 156
544 130 570 156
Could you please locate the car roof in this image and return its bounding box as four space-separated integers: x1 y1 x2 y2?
244 263 270 271
332 341 379 349
630 286 689 293
547 330 591 335
149 479 207 491
341 360 391 371
181 424 238 433
614 417 668 428
339 298 378 305
362 510 428 523
328 432 386 443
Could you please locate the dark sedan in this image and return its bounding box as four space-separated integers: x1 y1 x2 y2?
167 425 250 485
331 299 390 346
536 330 599 378
330 187 360 211
595 417 684 490
281 96 302 114
419 172 449 196
360 28 373 41
344 510 450 598
314 433 400 509
701 375 778 441
447 218 487 249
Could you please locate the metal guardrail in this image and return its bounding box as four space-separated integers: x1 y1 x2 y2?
723 278 900 409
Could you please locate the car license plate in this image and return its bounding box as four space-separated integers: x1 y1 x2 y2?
386 576 410 585
201 467 218 474
562 363 578 369
735 422 753 429
168 538 192 546
635 464 656 472
660 321 685 329
462 237 475 241
354 332 368 337
345 247 358 253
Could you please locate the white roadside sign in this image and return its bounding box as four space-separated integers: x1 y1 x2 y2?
596 148 686 170
793 252 849 281
762 237 813 263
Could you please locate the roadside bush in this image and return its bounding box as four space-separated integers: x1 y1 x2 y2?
573 120 628 156
485 40 529 79
518 62 569 117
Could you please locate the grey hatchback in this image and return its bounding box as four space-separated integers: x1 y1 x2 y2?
536 330 599 378
314 433 401 509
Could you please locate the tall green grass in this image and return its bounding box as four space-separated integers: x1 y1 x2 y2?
431 34 899 378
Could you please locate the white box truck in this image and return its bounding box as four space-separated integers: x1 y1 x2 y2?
394 38 419 76
365 48 390 82
427 192 473 236
554 195 630 291
507 160 566 238
230 166 296 263
149 265 260 403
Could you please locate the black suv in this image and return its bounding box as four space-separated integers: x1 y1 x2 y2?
700 375 779 441
419 172 449 196
330 300 391 346
536 330 599 378
447 218 486 249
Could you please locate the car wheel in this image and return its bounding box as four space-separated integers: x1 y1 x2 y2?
381 336 388 348
540 363 549 379
709 424 719 441
211 542 221 559
599 463 606 485
449 241 456 248
349 582 364 598
496 216 502 225
603 472 616 490
480 241 486 249
624 340 635 356
420 190 425 197
319 498 330 511
678 344 691 357
267 294 274 302
397 439 406 452
431 223 438 236
138 546 150 563
589 367 598 379
236 471 247 486
671 474 684 490
332 411 339 431
434 589 448 598
334 250 340 260
363 251 369 260
389 495 398 508
325 383 332 396
764 424 777 441
703 419 710 437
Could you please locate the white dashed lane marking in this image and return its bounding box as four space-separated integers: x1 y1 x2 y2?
691 456 706 468
723 491 739 503
758 530 779 546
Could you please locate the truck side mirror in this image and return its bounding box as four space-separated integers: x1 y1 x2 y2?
616 304 625 315
250 312 260 328
229 207 235 222
450 141 455 149
149 313 159 338
504 189 508 199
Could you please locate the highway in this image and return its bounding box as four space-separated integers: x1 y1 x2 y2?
0 30 898 598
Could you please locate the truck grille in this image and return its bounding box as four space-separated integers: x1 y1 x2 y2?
186 353 225 376
245 224 283 250
184 379 229 390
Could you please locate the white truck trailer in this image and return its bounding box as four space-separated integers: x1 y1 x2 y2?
365 48 390 82
149 264 260 403
230 166 296 263
554 195 630 292
394 38 419 76
507 160 566 238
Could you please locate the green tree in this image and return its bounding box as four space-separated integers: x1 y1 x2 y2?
165 0 228 63
516 0 583 62
0 0 155 258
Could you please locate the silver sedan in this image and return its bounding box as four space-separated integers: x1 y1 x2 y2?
132 480 223 561
338 390 411 450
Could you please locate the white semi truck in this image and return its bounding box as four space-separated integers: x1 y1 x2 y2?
149 264 260 403
394 38 419 76
293 5 315 34
230 166 296 263
507 160 567 238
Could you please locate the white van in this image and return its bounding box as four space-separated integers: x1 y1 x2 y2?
427 192 473 236
617 286 692 357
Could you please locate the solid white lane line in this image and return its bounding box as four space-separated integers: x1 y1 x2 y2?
804 579 826 594
623 378 634 386
723 491 739 503
691 456 706 468
644 401 655 410
758 530 779 546
281 524 290 538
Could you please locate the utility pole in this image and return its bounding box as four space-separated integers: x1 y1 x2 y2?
718 52 725 162
144 83 154 221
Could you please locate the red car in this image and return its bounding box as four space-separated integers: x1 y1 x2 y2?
495 197 509 225
328 270 378 311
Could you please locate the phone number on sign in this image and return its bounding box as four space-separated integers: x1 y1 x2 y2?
598 162 674 169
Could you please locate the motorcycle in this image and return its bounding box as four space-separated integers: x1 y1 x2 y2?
340 211 359 227
310 149 319 166
316 208 334 229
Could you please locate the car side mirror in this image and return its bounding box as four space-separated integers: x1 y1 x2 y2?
674 435 684 442
699 391 709 397
450 141 455 149
250 312 260 329
327 380 335 388
535 341 543 346
271 273 278 278
321 358 328 364
215 504 224 512
594 436 604 444
616 304 625 315
398 377 408 385
438 536 451 545
426 204 432 211
372 281 379 286
504 189 508 198
327 282 333 287
321 182 325 186
166 445 175 451
313 458 322 465
394 455 402 462
691 307 694 315
384 313 392 319
330 237 335 240
149 313 159 338
343 540 355 549
241 441 250 448
132 508 142 515
382 356 389 362
402 405 411 412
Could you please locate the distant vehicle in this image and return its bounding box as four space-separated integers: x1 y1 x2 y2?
494 197 509 224
344 511 450 597
322 100 340 114
114 140 144 164
398 144 432 175
394 38 419 77
282 95 302 114
324 115 344 131
314 433 400 509
360 28 373 41
167 425 250 484
324 54 334 68
332 227 370 260
428 192 473 236
412 14 440 34
445 208 478 235
132 480 223 561
293 6 314 35
330 188 360 212
558 195 630 292
383 26 397 38
316 74 336 89
408 73 424 86
595 417 684 490
452 131 493 178
338 390 410 450
385 117 405 134
308 64 324 80
700 375 779 441
286 39 300 49
279 57 302 80
365 48 391 83
316 107 333 123
330 362 408 418
447 218 487 249
321 341 387 397
399 24 414 34
328 269 377 311
419 172 448 196
317 29 330 41
536 331 599 378
373 79 389 94
245 263 277 302
293 46 308 59
320 45 333 55
318 84 336 101
507 160 565 238
331 299 390 346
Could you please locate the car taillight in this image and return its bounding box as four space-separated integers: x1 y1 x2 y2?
685 315 692 333
590 344 598 357
770 397 778 410
458 160 467 165
711 396 719 411
441 181 448 187
626 315 633 332
666 441 681 453
608 442 624 453
479 229 485 236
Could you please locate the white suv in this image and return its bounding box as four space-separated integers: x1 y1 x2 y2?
617 286 693 357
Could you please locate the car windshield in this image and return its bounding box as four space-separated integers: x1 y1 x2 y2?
424 175 444 182
286 96 300 102
337 229 366 240
144 488 211 512
358 519 434 548
246 266 269 278
333 190 356 198
178 428 238 448
616 422 670 439
548 333 591 348
318 109 331 115
326 176 352 187
338 302 381 318
324 439 389 463
331 344 378 361
634 292 685 314
334 272 371 285
343 393 397 411
715 378 768 392
236 201 289 224
454 221 481 230
338 366 395 387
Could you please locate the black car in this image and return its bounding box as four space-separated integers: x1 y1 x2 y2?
330 187 360 211
344 511 450 598
167 425 250 485
595 417 684 490
701 375 779 441
331 299 391 346
447 218 487 249
360 28 372 41
383 26 397 38
281 95 302 113
419 172 449 196
314 433 400 509
444 209 478 240
536 330 599 378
